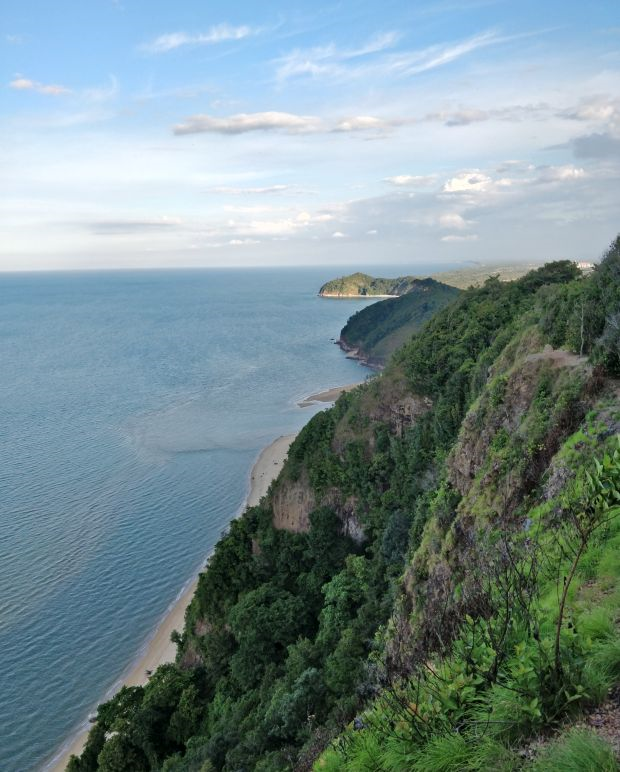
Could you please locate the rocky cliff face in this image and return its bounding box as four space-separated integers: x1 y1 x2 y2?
271 472 365 543
388 333 605 671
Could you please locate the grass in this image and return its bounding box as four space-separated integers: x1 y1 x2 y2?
531 728 618 771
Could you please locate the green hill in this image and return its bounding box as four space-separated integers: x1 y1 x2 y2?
68 238 620 772
339 277 460 367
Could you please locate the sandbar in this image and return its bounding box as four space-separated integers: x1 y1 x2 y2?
298 382 363 407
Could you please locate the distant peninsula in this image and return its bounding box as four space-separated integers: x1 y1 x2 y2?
319 263 545 296
318 272 421 297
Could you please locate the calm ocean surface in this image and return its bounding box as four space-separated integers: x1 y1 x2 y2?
0 266 445 770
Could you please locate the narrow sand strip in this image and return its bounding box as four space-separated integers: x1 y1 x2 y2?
47 433 297 771
247 434 297 507
298 381 363 408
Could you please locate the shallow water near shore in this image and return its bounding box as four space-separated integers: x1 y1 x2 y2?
0 265 443 770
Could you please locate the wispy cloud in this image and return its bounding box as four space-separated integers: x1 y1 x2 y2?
441 233 479 242
141 24 261 54
275 32 399 81
9 77 70 96
83 75 118 103
275 29 504 83
88 217 182 235
209 185 294 195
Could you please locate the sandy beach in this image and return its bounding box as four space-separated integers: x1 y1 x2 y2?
47 431 298 771
298 381 363 408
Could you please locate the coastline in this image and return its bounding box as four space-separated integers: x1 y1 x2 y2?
319 293 398 299
47 432 298 772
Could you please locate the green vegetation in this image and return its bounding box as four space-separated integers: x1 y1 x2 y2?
69 236 620 771
339 278 459 366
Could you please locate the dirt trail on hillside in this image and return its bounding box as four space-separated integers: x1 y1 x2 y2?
525 344 589 368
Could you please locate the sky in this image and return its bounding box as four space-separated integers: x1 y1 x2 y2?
1 0 620 271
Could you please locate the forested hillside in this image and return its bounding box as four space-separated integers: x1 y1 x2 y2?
68 237 620 772
338 278 460 367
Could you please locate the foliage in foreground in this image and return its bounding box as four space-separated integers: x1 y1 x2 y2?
316 438 620 770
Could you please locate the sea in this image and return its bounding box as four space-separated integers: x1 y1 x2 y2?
0 265 447 770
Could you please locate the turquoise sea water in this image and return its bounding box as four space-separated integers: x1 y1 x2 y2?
0 266 442 770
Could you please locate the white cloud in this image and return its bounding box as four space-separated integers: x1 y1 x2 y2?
384 174 437 187
173 111 395 136
141 24 259 54
9 77 70 95
441 233 479 242
443 171 492 193
332 231 347 238
562 96 620 124
439 213 472 230
536 165 586 182
174 111 323 135
334 115 390 132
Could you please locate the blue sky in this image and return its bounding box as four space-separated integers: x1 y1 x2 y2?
2 0 620 270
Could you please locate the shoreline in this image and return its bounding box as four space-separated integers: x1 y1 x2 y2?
47 432 299 772
319 293 398 299
298 382 364 407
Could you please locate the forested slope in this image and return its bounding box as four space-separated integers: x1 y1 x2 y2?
68 238 620 772
338 278 459 367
